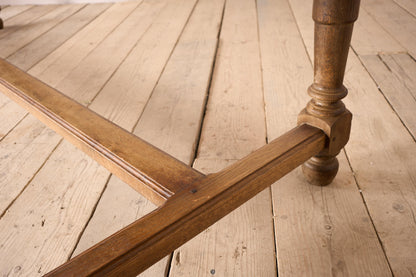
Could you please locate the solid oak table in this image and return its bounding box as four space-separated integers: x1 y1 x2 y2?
0 0 360 275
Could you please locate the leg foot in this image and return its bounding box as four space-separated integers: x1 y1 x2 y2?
302 154 339 186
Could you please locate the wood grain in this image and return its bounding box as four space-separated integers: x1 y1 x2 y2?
0 4 85 58
362 0 416 58
29 2 140 87
0 5 32 20
0 59 203 205
7 3 111 71
0 5 58 40
0 93 27 141
72 0 219 275
344 53 416 277
45 125 326 277
0 116 62 215
169 0 276 275
0 140 110 276
360 53 416 139
351 8 404 55
88 0 198 130
51 0 166 105
393 0 416 17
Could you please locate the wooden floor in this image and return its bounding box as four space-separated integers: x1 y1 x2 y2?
0 0 415 276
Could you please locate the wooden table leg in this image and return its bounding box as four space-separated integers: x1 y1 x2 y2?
0 6 4 29
298 0 361 185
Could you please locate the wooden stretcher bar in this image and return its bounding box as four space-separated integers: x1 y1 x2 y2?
0 59 203 205
0 0 360 275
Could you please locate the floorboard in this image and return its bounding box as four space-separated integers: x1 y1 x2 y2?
362 0 416 59
360 53 416 139
0 5 32 20
168 0 276 275
0 5 58 40
0 4 86 58
7 3 111 71
393 0 416 18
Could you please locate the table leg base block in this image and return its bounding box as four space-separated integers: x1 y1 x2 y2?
302 155 339 186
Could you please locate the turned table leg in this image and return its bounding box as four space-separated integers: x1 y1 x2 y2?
298 0 361 185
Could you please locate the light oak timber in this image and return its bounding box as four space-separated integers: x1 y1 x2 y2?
29 1 141 87
351 8 404 56
360 54 416 139
46 125 326 276
0 4 85 58
0 5 58 40
258 0 391 275
393 0 416 18
88 0 198 130
288 0 405 57
0 139 110 276
0 116 62 215
135 0 224 168
72 0 220 275
379 53 416 100
0 93 27 141
7 3 111 71
0 5 32 20
362 0 416 58
0 4 113 142
170 0 276 275
0 59 204 205
344 53 416 277
50 0 166 105
196 0 267 161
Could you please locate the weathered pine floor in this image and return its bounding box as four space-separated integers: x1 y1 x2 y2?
0 0 415 276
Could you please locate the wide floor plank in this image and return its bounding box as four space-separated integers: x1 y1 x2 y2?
169 0 276 275
0 5 58 40
0 5 32 20
393 0 416 17
29 2 140 86
360 53 416 139
362 0 416 58
7 3 110 71
351 8 405 55
0 4 85 58
345 53 416 277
